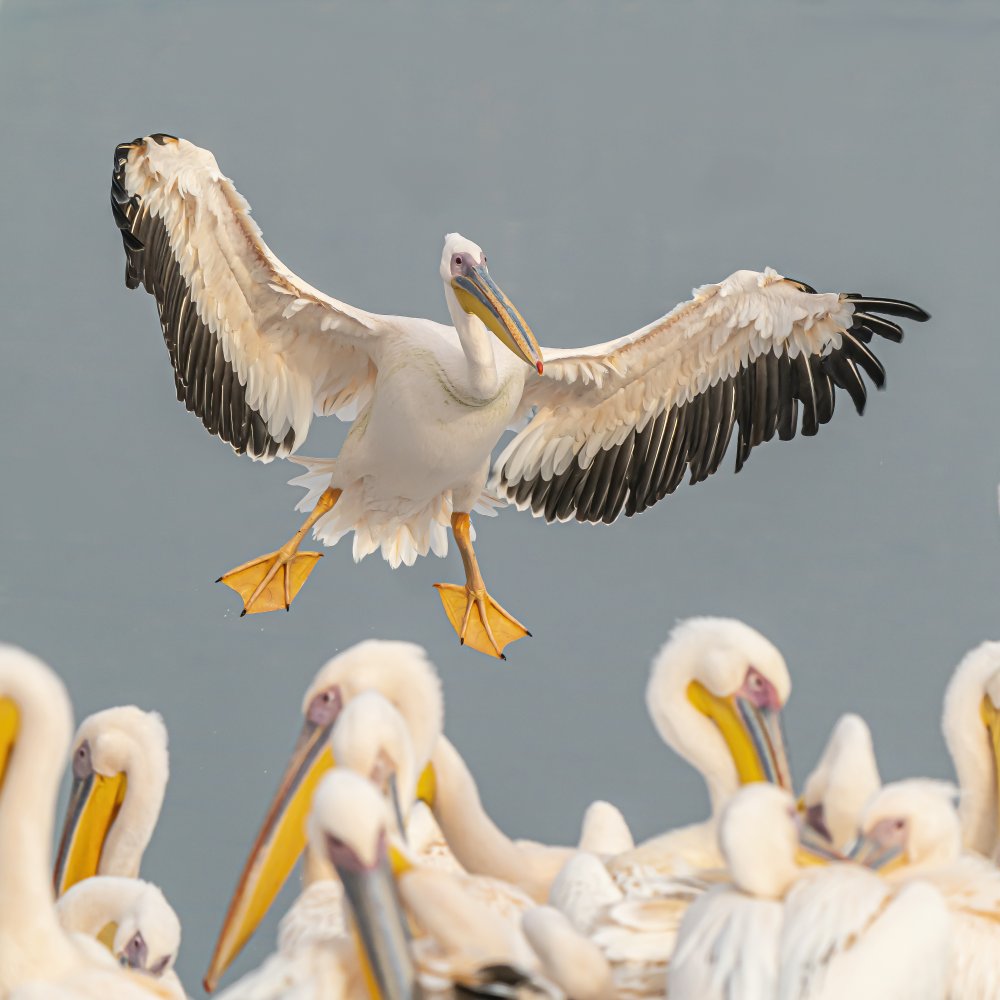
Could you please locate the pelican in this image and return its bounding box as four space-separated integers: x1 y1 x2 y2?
203 640 444 990
521 907 613 1000
55 877 184 998
0 645 173 998
219 767 543 1000
607 616 793 885
668 783 834 1000
112 133 929 658
53 705 169 894
205 639 624 989
799 713 881 852
941 639 1000 859
847 778 1000 999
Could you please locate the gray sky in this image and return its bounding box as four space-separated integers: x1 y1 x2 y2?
1 0 998 992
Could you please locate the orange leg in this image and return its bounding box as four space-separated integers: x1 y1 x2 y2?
218 488 341 616
434 512 531 660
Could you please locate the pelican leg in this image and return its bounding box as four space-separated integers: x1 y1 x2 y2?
434 512 530 659
218 488 341 616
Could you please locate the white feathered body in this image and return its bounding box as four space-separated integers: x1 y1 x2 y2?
290 324 524 567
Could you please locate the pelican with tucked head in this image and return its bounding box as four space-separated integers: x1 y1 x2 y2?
113 134 928 657
53 706 169 895
608 617 793 881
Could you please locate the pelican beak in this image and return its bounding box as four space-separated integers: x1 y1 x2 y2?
981 695 1000 834
203 717 336 993
452 263 544 374
847 831 905 873
795 818 844 866
53 760 128 895
687 681 792 790
332 833 418 1000
0 697 19 791
415 762 436 807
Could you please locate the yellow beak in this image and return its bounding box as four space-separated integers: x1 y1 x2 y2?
981 695 1000 836
53 768 128 895
451 264 544 373
203 717 335 993
687 680 792 789
0 697 20 790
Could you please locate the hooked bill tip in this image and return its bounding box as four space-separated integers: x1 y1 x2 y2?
535 361 544 375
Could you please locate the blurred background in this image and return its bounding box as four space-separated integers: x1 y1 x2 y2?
1 0 997 992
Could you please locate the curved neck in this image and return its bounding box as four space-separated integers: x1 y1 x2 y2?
56 876 144 938
947 712 998 858
430 737 556 902
101 772 163 878
445 289 500 397
0 709 80 988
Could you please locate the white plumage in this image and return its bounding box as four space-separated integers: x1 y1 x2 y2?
112 134 928 656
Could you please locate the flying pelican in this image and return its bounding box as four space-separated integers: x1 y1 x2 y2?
847 778 1000 999
0 645 174 998
55 877 184 997
53 706 169 894
112 133 929 658
668 783 837 1000
799 713 881 852
941 639 1000 859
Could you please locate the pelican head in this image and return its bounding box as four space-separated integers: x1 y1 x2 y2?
331 691 418 841
718 784 802 899
308 769 417 1000
849 779 961 874
800 713 881 852
53 706 169 895
942 640 1000 857
204 640 443 992
646 617 793 814
441 233 544 374
56 876 180 978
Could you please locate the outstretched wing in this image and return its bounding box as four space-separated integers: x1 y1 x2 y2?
493 268 928 523
112 134 386 461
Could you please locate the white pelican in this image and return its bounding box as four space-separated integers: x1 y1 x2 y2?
847 778 1000 999
204 638 617 989
0 645 173 998
668 783 833 1000
55 877 184 997
219 768 541 1000
608 616 793 884
799 713 881 852
53 705 169 894
112 133 929 658
941 640 1000 859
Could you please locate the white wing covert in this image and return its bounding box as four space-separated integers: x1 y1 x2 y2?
112 134 385 461
493 269 929 523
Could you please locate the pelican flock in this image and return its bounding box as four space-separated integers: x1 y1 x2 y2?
7 626 1000 998
5 123 996 1000
111 134 930 658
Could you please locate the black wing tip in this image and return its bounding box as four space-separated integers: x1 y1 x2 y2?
844 294 931 323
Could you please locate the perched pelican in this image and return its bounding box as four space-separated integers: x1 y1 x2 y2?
219 768 541 1000
800 713 881 852
112 134 929 657
53 706 169 894
668 784 829 1000
608 617 793 884
55 877 184 997
941 640 1000 859
848 778 1000 999
0 645 172 998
